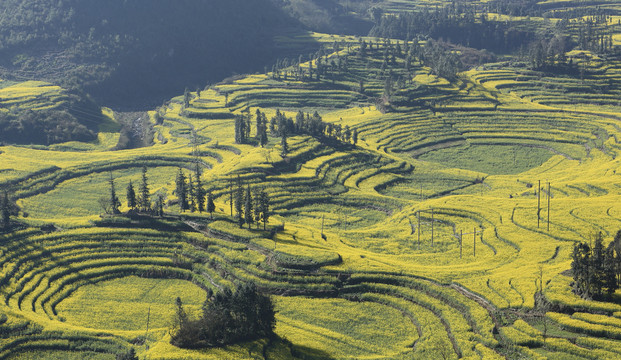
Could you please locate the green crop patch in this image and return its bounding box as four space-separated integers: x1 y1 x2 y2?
418 144 555 175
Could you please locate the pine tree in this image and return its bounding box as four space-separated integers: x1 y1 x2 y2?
256 109 263 140
188 174 196 212
593 232 605 298
235 177 244 228
108 175 121 214
254 188 262 229
295 110 305 132
207 189 215 219
138 166 150 212
126 181 137 210
175 168 188 212
259 189 270 230
352 129 358 145
155 194 164 217
183 88 190 109
244 185 253 229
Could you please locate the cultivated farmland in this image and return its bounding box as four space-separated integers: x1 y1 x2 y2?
0 1 621 359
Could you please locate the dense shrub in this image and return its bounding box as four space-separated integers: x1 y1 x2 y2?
170 282 275 349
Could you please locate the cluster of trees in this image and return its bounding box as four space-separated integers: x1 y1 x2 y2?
235 108 358 153
369 8 535 54
103 167 156 216
0 90 102 145
572 231 621 300
0 190 19 231
228 177 270 230
170 282 275 349
0 108 96 145
528 35 570 70
174 166 215 217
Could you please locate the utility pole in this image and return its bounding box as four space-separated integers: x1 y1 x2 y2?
431 209 434 247
537 180 541 228
547 182 551 232
473 227 476 257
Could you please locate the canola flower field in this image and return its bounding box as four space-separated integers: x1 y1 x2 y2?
0 11 621 360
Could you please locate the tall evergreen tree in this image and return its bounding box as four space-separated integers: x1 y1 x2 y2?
253 188 262 229
352 129 358 145
235 177 244 228
604 243 618 296
175 168 188 212
126 181 137 210
256 109 263 139
207 189 215 219
188 174 196 212
280 126 288 156
259 189 270 230
592 232 605 298
234 115 246 144
155 194 165 217
108 174 121 214
295 110 305 132
139 166 150 212
183 88 190 109
244 185 254 229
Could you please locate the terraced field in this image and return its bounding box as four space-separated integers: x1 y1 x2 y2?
0 5 620 359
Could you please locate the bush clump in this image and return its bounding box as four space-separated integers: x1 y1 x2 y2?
170 282 275 349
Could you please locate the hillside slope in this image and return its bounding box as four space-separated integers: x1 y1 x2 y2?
0 0 305 109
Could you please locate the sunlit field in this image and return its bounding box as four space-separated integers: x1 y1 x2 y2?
0 1 620 358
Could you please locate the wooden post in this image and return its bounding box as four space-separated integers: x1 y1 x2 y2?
547 182 551 232
537 180 541 228
459 230 463 259
473 227 476 257
431 209 434 247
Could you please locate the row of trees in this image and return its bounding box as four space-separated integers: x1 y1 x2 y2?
235 108 358 152
170 282 275 349
104 166 275 230
572 231 621 300
105 165 216 218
